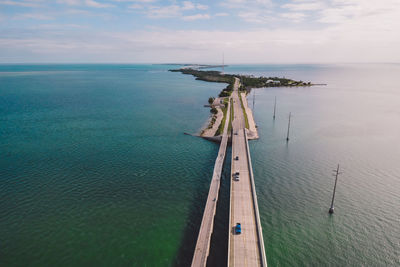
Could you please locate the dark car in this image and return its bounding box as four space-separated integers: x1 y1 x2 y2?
235 223 241 234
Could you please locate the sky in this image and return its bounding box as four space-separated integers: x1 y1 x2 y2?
0 0 400 63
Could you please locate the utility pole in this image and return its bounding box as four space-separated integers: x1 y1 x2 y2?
286 112 291 142
329 164 342 214
273 96 276 120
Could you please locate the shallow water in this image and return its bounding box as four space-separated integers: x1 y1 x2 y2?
224 64 400 266
1 64 399 266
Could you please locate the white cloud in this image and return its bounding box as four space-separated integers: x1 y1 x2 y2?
57 0 115 8
181 1 195 10
182 13 210 21
1 0 400 63
128 3 142 9
85 0 114 8
146 5 181 18
113 0 156 2
14 13 54 20
238 11 274 24
2 23 400 63
196 4 208 10
57 0 81 6
221 0 272 9
145 1 209 19
282 1 324 11
280 12 306 22
0 0 42 7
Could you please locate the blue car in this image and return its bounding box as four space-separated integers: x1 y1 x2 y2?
235 223 241 234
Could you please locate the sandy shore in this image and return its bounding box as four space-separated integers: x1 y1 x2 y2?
200 84 258 139
201 97 225 137
240 92 259 139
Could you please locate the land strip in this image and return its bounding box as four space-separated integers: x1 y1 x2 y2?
170 67 313 138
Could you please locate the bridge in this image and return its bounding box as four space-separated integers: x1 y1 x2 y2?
191 90 231 267
191 78 266 267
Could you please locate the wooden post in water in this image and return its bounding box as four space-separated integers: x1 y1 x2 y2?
329 164 342 214
286 112 291 142
273 96 276 120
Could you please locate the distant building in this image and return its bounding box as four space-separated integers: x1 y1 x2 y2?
266 80 280 85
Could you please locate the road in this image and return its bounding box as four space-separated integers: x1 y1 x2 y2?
229 78 266 267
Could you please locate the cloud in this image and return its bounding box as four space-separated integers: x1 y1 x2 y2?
145 1 209 19
14 13 54 20
85 0 114 8
1 0 400 63
282 1 324 11
196 4 208 10
57 0 81 6
146 5 181 18
0 0 42 7
280 12 306 22
181 1 195 10
57 0 115 8
182 13 210 21
221 0 272 9
238 11 274 24
113 0 156 2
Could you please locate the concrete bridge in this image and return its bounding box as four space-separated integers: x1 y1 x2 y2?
191 78 267 267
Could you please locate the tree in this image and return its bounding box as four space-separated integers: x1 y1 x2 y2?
208 97 215 104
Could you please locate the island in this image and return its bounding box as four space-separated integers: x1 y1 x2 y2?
170 68 315 139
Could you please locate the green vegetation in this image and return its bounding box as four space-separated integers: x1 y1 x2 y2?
170 68 313 135
210 107 218 114
208 97 215 104
170 68 234 83
170 68 313 94
228 98 234 132
170 68 235 95
239 93 249 129
215 98 229 136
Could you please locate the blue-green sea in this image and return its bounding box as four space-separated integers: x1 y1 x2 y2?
1 64 399 266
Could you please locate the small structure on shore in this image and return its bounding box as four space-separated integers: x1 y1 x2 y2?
266 80 281 85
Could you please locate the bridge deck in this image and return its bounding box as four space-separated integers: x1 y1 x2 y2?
191 98 231 267
228 79 267 267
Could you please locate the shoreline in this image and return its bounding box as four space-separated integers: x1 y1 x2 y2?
240 92 259 139
170 67 315 139
201 98 225 137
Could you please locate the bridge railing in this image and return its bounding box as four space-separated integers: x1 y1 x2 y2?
244 128 268 267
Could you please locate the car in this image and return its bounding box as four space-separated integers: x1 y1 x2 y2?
235 156 239 160
235 223 241 234
234 132 238 135
233 172 240 181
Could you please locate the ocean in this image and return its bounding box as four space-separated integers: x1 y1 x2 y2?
0 64 399 266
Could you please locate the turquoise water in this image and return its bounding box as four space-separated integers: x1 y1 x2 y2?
0 64 226 266
1 64 399 266
224 64 400 266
